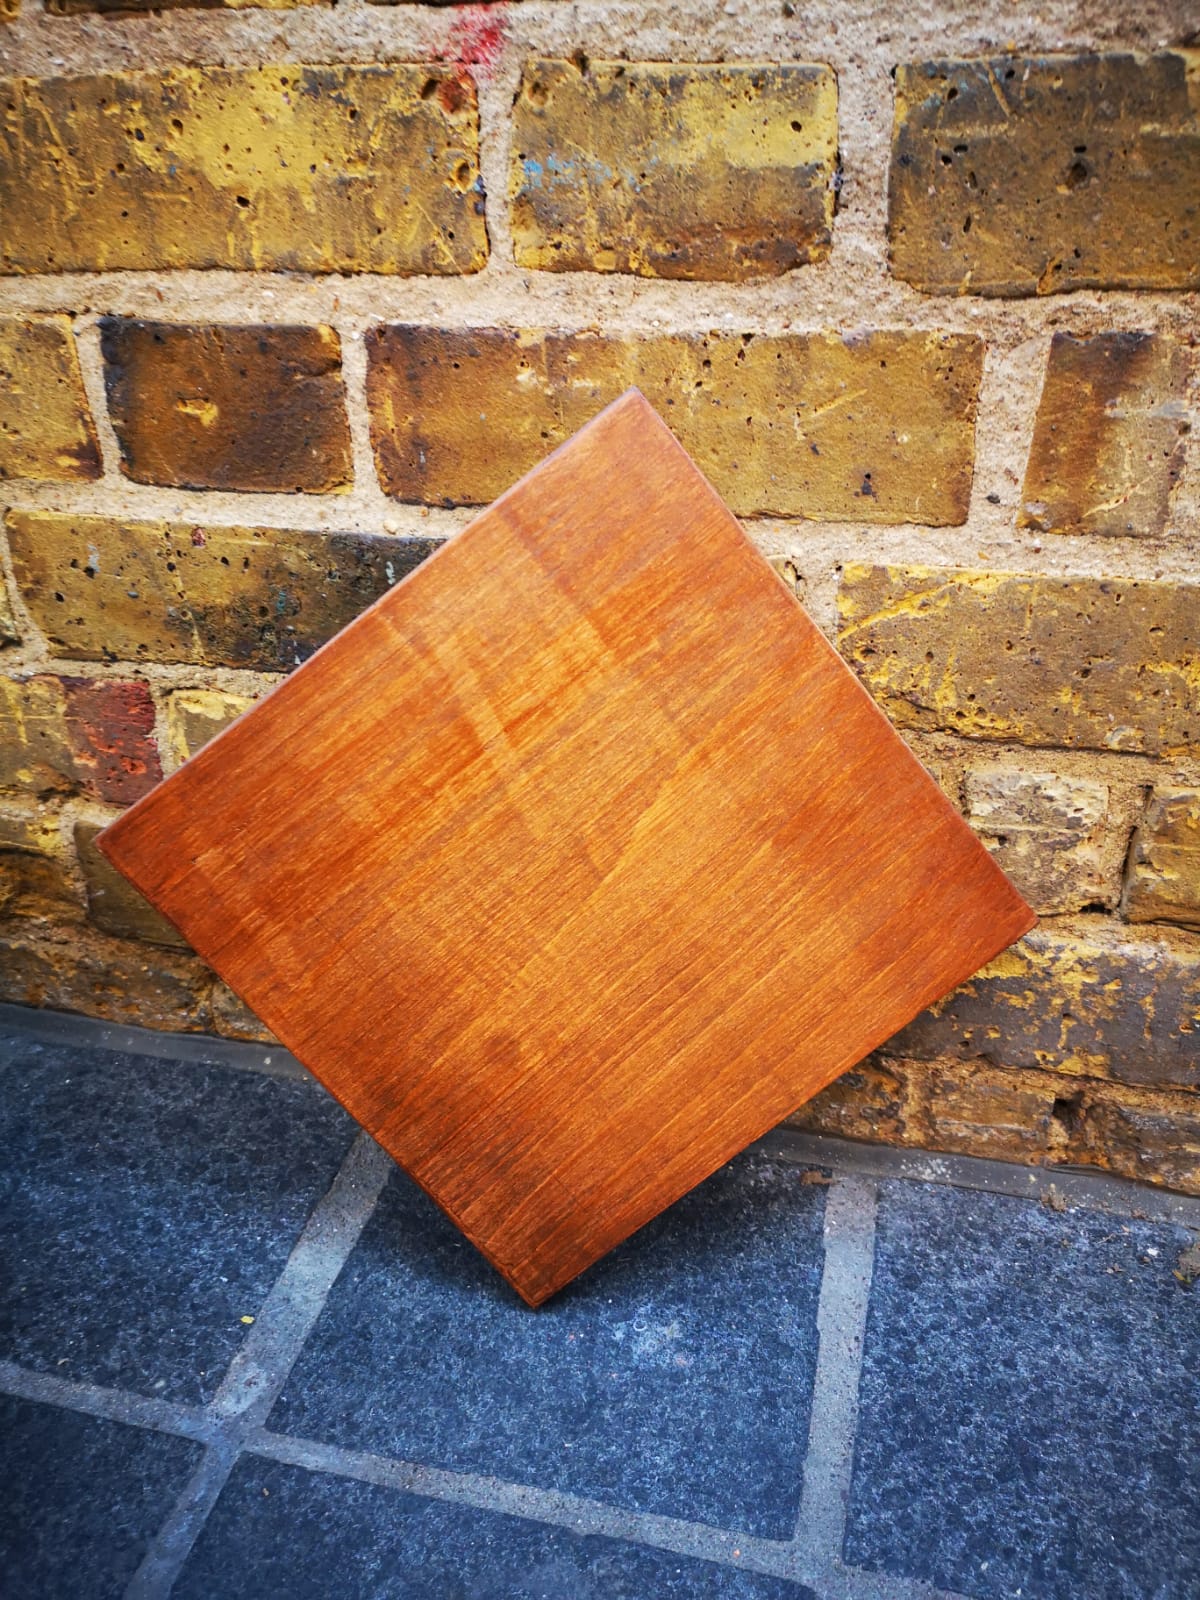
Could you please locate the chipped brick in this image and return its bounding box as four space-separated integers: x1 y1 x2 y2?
1123 787 1200 931
964 765 1117 914
0 924 212 1031
837 565 1199 756
0 65 486 275
1019 332 1190 537
165 690 255 768
888 923 1200 1092
510 60 837 281
0 800 78 924
61 678 162 805
0 315 100 483
889 51 1200 295
8 512 441 670
367 326 982 523
101 321 352 494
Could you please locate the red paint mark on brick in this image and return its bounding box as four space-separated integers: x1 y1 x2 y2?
63 677 162 805
446 4 506 78
191 527 206 547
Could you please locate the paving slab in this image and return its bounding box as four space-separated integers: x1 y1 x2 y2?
0 1392 202 1599
0 1034 356 1404
175 1454 814 1599
270 1153 826 1539
845 1179 1200 1600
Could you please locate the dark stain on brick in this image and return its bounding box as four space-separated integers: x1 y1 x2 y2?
8 512 443 671
889 51 1200 295
99 319 353 493
1019 331 1189 537
61 678 162 804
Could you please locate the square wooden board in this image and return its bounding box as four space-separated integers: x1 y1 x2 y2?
100 391 1035 1306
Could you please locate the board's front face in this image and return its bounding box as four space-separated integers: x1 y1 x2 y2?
100 391 1034 1305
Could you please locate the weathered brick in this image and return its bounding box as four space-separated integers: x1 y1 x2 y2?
0 66 486 276
889 924 1200 1091
0 801 78 923
51 0 317 11
838 565 1199 756
1124 787 1200 931
0 674 161 802
212 981 279 1044
889 51 1200 295
101 321 352 494
1019 332 1190 537
795 1051 1200 1194
165 690 255 767
510 60 836 281
0 579 18 647
8 512 441 670
0 316 100 483
964 765 1116 914
367 326 982 523
0 0 18 21
75 816 189 948
0 925 212 1031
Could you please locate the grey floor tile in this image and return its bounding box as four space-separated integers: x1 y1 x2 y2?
176 1455 814 1599
0 1032 356 1404
0 1393 202 1600
845 1180 1200 1600
270 1152 825 1539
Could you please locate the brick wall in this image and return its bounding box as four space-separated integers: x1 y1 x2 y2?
0 0 1197 1189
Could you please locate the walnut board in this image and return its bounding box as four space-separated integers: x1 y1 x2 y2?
100 391 1035 1306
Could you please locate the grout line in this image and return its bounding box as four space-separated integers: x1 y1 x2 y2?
121 1129 393 1598
791 1175 877 1586
0 1360 215 1444
210 1130 394 1424
244 1426 799 1585
124 1440 241 1600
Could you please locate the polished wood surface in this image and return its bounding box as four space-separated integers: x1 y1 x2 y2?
100 391 1035 1305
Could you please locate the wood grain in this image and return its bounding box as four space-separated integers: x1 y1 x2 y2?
100 390 1035 1306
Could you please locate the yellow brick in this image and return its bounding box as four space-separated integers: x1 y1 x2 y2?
510 60 836 280
75 815 190 948
838 565 1199 755
100 322 352 494
0 316 100 483
1019 332 1189 538
165 690 255 767
8 511 441 668
889 51 1200 295
0 65 486 275
367 327 982 524
50 0 316 11
0 924 213 1031
0 799 78 923
1123 788 1200 931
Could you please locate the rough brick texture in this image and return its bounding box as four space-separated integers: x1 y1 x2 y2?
0 316 100 484
510 60 837 280
0 676 161 804
0 66 486 276
888 924 1200 1092
367 326 983 522
8 512 440 671
0 802 77 925
50 0 317 11
0 12 1197 1195
0 927 212 1032
838 566 1199 756
963 765 1117 915
1019 332 1190 537
1124 789 1200 932
793 1055 1200 1194
74 817 189 948
101 321 352 494
889 51 1200 295
164 690 255 767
